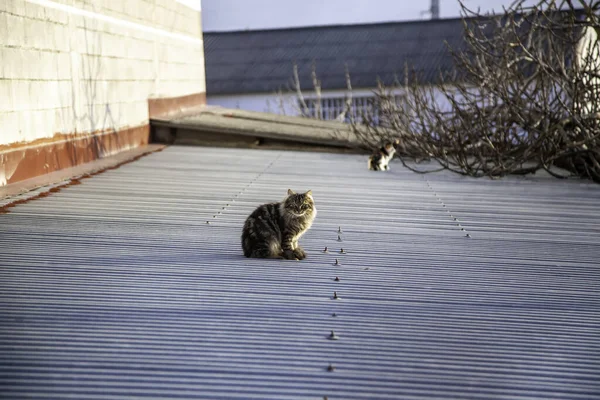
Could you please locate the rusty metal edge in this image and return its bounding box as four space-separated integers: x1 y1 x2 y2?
0 144 166 201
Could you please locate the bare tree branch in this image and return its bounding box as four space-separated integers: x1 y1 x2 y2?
286 0 600 182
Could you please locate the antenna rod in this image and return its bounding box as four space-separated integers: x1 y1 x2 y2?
431 0 440 19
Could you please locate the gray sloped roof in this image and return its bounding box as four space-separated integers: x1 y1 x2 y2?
203 10 588 96
203 18 468 95
1 146 600 399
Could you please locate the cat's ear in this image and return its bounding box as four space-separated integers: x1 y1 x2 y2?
306 190 313 197
287 189 295 196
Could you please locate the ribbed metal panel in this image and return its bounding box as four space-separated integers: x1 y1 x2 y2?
1 146 599 399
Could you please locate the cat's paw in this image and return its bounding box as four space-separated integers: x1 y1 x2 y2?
293 247 307 260
283 249 299 260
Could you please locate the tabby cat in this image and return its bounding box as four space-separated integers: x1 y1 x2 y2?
368 139 400 171
242 189 316 260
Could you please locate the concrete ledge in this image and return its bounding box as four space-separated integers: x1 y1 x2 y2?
151 106 362 148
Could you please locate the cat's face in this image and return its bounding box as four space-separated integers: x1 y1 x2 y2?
385 139 400 154
284 189 315 216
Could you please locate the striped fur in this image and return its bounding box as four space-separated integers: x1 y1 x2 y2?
241 189 316 260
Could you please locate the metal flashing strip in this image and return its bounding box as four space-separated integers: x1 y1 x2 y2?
1 146 599 399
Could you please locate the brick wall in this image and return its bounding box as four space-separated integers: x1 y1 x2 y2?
0 0 205 147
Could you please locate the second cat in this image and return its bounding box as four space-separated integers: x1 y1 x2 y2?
368 139 400 171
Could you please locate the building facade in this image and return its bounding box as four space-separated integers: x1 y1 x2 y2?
0 0 206 186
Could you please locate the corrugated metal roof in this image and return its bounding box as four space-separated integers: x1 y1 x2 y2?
150 106 362 149
1 146 599 399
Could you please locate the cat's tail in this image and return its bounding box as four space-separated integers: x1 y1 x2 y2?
368 156 376 171
243 238 283 259
249 249 285 259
